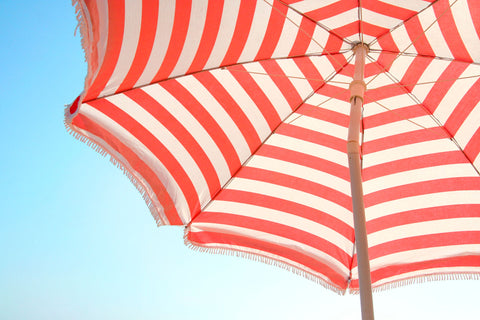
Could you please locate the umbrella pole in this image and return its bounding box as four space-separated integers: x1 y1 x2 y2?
348 44 374 320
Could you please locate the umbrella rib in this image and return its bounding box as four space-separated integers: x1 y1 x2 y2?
263 0 348 71
368 49 480 66
368 0 440 48
366 0 459 87
358 0 364 44
223 68 351 84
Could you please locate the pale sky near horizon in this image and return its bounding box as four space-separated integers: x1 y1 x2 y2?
0 2 478 320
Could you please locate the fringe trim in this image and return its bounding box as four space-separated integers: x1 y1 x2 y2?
184 230 347 296
64 110 167 227
349 272 480 294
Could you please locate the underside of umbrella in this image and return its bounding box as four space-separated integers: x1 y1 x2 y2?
67 0 480 298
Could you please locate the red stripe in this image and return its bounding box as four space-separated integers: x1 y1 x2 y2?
433 0 472 62
124 88 221 197
464 127 480 164
365 84 405 103
71 113 182 225
363 127 448 154
315 83 350 102
160 80 241 175
84 0 125 101
193 212 351 268
237 166 352 210
227 65 282 131
221 0 256 66
257 144 350 181
83 0 100 84
199 189 353 237
363 151 470 181
422 62 468 113
363 0 416 20
363 105 428 129
367 204 480 233
116 0 159 93
444 78 480 135
152 0 191 82
360 22 389 38
187 230 349 290
376 33 399 53
277 123 347 153
400 56 434 93
322 34 345 56
467 0 480 41
194 71 261 153
289 16 316 57
293 56 325 89
186 0 224 73
364 177 480 207
260 60 302 109
297 104 349 127
87 98 201 215
404 15 435 57
255 0 287 60
331 22 358 43
369 231 480 260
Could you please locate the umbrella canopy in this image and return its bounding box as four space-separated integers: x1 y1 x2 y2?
67 0 480 300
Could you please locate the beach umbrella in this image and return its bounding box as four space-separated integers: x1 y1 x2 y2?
66 1 480 319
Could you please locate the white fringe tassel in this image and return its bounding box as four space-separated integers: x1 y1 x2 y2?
349 272 480 294
184 230 347 295
64 112 166 227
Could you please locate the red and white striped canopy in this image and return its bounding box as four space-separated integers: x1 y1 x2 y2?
67 0 480 293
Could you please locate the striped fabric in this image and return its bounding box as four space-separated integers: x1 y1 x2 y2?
67 0 480 293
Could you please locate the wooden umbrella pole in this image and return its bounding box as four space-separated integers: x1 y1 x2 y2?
348 43 374 320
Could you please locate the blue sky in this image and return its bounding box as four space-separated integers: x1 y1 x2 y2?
0 2 478 320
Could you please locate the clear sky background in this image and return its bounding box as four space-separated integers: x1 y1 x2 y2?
0 1 478 320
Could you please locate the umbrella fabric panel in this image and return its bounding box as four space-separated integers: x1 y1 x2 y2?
187 93 356 293
285 0 434 44
73 0 347 103
67 56 331 225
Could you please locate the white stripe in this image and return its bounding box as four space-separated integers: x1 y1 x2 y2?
135 0 175 86
276 59 316 97
106 94 211 206
191 222 351 275
306 25 330 54
266 133 349 167
238 0 272 62
304 94 351 116
368 218 480 247
243 62 293 119
362 8 402 29
272 8 302 57
292 114 348 139
419 8 452 59
170 0 208 77
364 116 437 141
378 0 430 12
391 24 416 55
362 139 457 168
452 0 480 62
318 8 357 29
225 177 353 225
455 101 480 150
141 85 232 187
247 155 351 195
290 0 339 13
210 68 271 140
101 0 142 96
176 75 252 162
204 0 240 69
387 54 415 84
410 59 450 102
204 200 353 253
366 190 480 221
80 103 190 222
364 163 478 194
433 74 479 124
363 94 421 117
